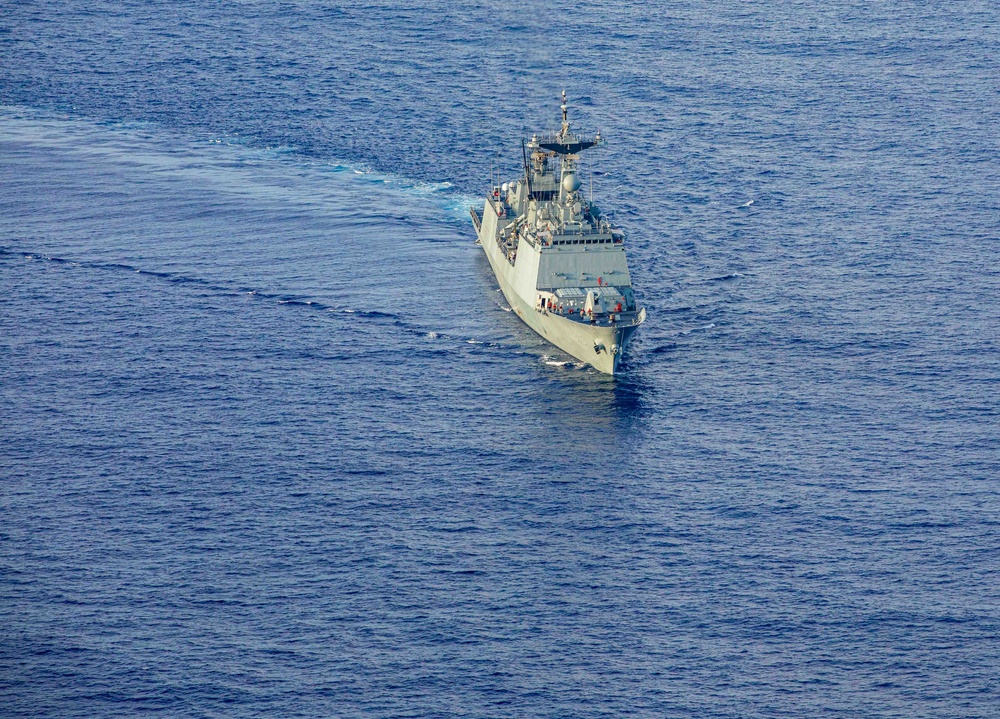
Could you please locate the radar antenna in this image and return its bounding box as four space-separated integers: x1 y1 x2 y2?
560 90 569 136
535 91 600 155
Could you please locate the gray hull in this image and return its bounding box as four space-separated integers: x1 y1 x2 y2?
495 263 638 374
478 209 642 375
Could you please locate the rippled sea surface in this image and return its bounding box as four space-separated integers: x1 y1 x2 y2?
2 2 999 717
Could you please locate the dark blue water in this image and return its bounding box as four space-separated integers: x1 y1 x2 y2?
2 2 999 717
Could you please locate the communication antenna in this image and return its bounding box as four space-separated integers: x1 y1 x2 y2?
561 89 569 135
591 129 603 207
521 138 534 199
490 149 501 195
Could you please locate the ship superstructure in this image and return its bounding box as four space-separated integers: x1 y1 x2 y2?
471 92 645 374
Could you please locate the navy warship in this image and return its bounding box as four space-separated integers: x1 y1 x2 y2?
471 92 646 374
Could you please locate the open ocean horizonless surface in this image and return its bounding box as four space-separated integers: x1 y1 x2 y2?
2 2 999 717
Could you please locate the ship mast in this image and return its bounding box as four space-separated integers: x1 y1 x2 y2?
560 89 569 137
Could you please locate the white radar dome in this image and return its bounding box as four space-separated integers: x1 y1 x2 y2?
501 182 509 192
563 173 582 192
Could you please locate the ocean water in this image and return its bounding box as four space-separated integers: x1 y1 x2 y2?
2 2 999 717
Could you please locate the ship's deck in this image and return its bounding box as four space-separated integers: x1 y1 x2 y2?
549 310 644 328
538 286 641 327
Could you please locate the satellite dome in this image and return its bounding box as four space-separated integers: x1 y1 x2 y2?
563 173 582 192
